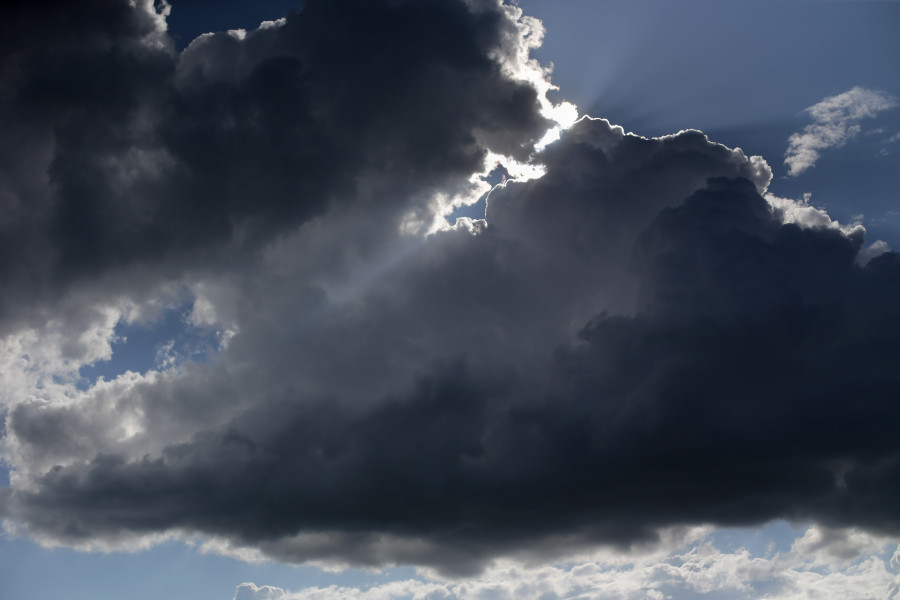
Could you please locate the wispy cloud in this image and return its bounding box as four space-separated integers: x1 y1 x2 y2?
784 86 897 176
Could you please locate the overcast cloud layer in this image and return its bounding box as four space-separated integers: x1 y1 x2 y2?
2 0 900 577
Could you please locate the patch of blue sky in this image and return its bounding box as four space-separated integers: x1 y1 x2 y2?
447 195 488 224
709 521 898 575
707 520 801 558
447 165 509 225
77 302 221 390
0 535 421 600
166 0 300 50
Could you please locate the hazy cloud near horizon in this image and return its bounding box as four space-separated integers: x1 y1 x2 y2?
2 0 900 577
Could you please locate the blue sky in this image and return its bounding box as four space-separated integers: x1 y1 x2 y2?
523 0 900 243
2 1 900 599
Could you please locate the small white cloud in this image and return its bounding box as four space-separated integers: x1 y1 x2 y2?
234 583 286 600
154 340 177 369
258 18 287 31
784 87 898 176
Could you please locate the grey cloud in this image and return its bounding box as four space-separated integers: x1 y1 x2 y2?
3 0 900 580
0 0 549 331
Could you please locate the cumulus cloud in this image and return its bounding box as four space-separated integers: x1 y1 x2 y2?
235 583 286 600
232 525 900 600
2 0 900 582
0 0 550 331
784 86 898 176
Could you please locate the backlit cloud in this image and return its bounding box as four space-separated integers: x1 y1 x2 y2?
2 0 900 585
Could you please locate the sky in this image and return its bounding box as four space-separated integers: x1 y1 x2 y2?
1 1 900 599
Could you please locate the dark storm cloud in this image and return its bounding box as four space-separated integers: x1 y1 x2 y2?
0 0 549 329
3 0 900 579
0 0 173 323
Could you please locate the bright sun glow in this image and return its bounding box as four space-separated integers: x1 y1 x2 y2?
535 100 580 150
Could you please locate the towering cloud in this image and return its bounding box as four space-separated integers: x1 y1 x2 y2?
2 0 900 579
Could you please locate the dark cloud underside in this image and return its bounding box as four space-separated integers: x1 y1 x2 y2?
2 0 900 577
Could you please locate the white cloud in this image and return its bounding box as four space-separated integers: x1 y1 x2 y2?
784 87 898 176
765 191 865 239
764 191 893 266
235 583 287 600
233 525 900 600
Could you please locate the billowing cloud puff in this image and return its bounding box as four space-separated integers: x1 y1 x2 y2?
233 525 900 600
2 0 900 579
0 0 549 330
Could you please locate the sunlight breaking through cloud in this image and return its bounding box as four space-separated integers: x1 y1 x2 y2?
1 1 900 599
